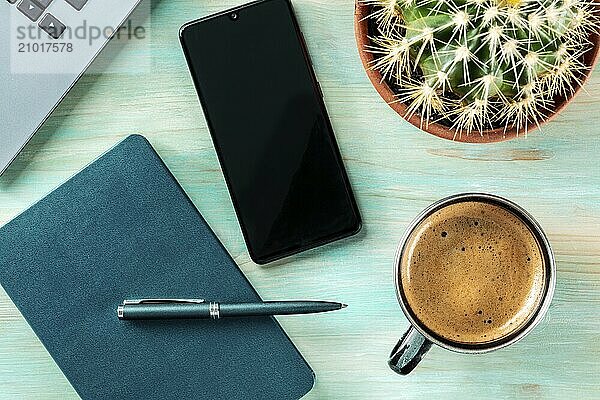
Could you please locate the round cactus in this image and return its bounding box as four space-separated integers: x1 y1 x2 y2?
364 0 598 135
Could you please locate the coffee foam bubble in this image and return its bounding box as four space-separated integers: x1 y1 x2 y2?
400 201 546 345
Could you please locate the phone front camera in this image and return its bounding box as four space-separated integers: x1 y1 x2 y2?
230 12 239 21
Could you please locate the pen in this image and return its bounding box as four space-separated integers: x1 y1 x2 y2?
117 299 347 320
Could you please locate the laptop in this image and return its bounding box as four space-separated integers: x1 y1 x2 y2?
0 0 143 175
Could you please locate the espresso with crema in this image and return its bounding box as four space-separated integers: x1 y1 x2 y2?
400 201 546 345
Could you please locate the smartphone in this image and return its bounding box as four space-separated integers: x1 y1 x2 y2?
180 0 361 264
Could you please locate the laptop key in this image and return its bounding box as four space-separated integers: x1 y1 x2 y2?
17 0 43 21
64 0 87 11
39 13 66 39
32 0 52 8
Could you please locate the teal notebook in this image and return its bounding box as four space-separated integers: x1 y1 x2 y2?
0 135 315 400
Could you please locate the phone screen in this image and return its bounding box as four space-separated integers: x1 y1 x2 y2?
180 0 361 264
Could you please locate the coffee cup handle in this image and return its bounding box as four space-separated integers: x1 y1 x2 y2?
388 325 433 375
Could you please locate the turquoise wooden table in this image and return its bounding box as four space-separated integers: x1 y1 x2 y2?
1 1 599 399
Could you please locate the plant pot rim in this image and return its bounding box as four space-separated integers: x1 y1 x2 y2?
354 1 600 143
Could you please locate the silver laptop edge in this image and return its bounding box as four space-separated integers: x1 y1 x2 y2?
0 0 143 175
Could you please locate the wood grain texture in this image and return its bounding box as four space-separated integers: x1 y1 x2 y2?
1 0 599 399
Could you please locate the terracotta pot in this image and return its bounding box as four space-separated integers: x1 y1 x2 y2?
354 2 600 143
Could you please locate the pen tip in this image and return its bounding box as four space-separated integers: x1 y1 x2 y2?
341 303 348 309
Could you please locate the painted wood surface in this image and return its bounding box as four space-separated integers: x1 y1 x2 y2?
0 1 599 399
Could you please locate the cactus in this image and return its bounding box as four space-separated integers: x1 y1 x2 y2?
364 0 598 136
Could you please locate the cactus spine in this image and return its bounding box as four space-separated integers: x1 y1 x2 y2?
364 0 598 136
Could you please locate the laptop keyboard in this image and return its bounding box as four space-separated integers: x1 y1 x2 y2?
7 0 88 39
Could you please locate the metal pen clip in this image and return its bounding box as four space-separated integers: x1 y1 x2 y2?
122 299 206 305
118 299 206 319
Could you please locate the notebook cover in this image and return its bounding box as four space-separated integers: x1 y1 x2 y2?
0 135 315 400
